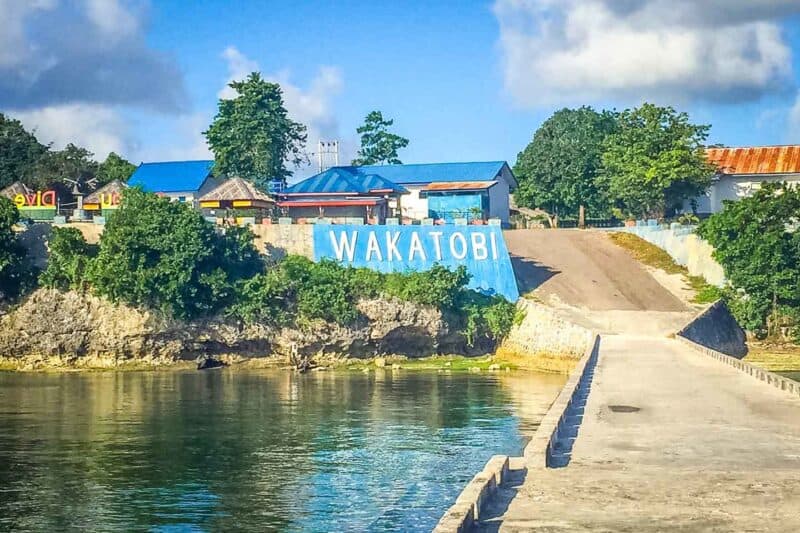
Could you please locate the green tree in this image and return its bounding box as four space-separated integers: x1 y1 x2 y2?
204 72 307 188
87 188 263 319
33 143 99 189
40 227 96 291
600 103 714 219
0 113 47 189
514 107 617 219
697 183 800 338
97 152 136 184
351 111 409 165
0 197 31 301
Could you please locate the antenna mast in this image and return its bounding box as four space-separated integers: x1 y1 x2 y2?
317 140 340 172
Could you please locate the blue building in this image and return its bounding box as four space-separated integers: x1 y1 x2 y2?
284 161 517 223
127 160 220 206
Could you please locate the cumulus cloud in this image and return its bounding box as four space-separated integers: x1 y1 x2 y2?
494 0 798 107
11 103 135 159
0 0 186 112
218 46 344 153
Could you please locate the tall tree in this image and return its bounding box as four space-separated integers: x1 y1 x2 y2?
0 197 31 301
351 111 409 165
33 143 99 189
0 113 47 189
204 72 307 188
600 103 714 219
97 152 136 184
514 107 617 220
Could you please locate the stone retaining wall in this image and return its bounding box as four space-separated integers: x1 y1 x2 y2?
676 300 748 358
501 299 594 358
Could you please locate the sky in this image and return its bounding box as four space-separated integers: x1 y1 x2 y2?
2 0 800 180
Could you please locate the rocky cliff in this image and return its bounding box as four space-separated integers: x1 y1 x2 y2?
0 289 460 369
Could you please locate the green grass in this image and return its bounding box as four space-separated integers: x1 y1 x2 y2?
609 232 722 305
744 344 800 376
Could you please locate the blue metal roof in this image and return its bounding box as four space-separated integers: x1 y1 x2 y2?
343 161 511 185
128 160 215 193
284 161 514 195
284 168 407 195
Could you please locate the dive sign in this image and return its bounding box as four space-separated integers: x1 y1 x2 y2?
13 190 57 209
313 225 519 301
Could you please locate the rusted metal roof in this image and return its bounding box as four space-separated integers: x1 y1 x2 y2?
706 146 800 175
422 181 497 192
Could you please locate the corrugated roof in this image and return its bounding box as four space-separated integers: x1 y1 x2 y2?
284 168 407 195
341 161 511 185
0 181 31 199
128 160 214 192
423 181 497 191
200 177 273 202
84 180 127 204
706 146 800 175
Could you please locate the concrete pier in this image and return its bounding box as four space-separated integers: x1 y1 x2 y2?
477 335 800 532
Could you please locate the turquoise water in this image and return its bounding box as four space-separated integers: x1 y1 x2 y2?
0 370 564 532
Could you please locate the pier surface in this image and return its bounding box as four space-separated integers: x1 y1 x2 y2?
478 335 800 532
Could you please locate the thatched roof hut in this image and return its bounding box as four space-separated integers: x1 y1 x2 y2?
199 177 273 208
83 180 127 210
0 181 31 200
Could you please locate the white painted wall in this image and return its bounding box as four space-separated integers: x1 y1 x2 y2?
488 181 510 222
395 185 428 220
689 173 800 214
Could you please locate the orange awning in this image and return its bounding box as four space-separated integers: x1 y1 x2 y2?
422 181 497 192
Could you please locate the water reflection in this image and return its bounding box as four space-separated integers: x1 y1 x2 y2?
0 370 564 532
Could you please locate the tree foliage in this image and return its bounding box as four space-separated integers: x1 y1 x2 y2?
33 143 99 189
205 72 307 187
0 197 31 301
97 152 136 184
514 107 617 218
87 188 263 319
40 227 96 291
351 111 409 165
600 103 714 219
697 183 800 338
0 113 47 189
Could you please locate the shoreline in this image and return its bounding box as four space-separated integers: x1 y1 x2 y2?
0 351 580 374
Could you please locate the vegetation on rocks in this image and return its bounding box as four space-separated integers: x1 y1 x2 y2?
697 183 800 340
31 188 518 349
0 197 35 302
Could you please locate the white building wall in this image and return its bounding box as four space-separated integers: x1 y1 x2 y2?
488 180 510 222
395 185 428 220
689 173 800 214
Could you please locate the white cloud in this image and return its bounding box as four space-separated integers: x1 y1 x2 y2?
9 103 134 160
789 92 800 139
83 0 140 40
218 46 260 99
494 0 798 107
136 112 213 162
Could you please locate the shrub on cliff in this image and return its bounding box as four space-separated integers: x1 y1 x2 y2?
0 196 33 302
87 188 263 319
40 227 97 291
697 183 800 339
230 255 519 345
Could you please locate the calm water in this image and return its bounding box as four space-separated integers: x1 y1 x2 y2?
0 370 564 532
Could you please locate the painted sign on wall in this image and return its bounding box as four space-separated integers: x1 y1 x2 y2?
313 225 519 301
13 190 56 209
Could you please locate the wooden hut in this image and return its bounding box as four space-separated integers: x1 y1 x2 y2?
199 177 274 224
83 180 127 216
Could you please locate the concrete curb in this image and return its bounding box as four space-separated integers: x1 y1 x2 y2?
523 334 601 468
676 335 800 398
432 334 601 532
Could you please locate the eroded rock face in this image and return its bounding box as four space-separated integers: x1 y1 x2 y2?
0 289 457 367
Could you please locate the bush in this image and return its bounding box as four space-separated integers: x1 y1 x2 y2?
40 227 96 291
87 188 263 319
230 255 518 346
0 197 33 302
697 182 800 337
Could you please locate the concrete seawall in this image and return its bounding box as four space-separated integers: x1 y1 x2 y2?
501 299 595 358
618 225 725 286
434 333 601 532
676 299 748 358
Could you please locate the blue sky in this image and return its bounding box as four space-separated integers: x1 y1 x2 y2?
3 1 800 179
